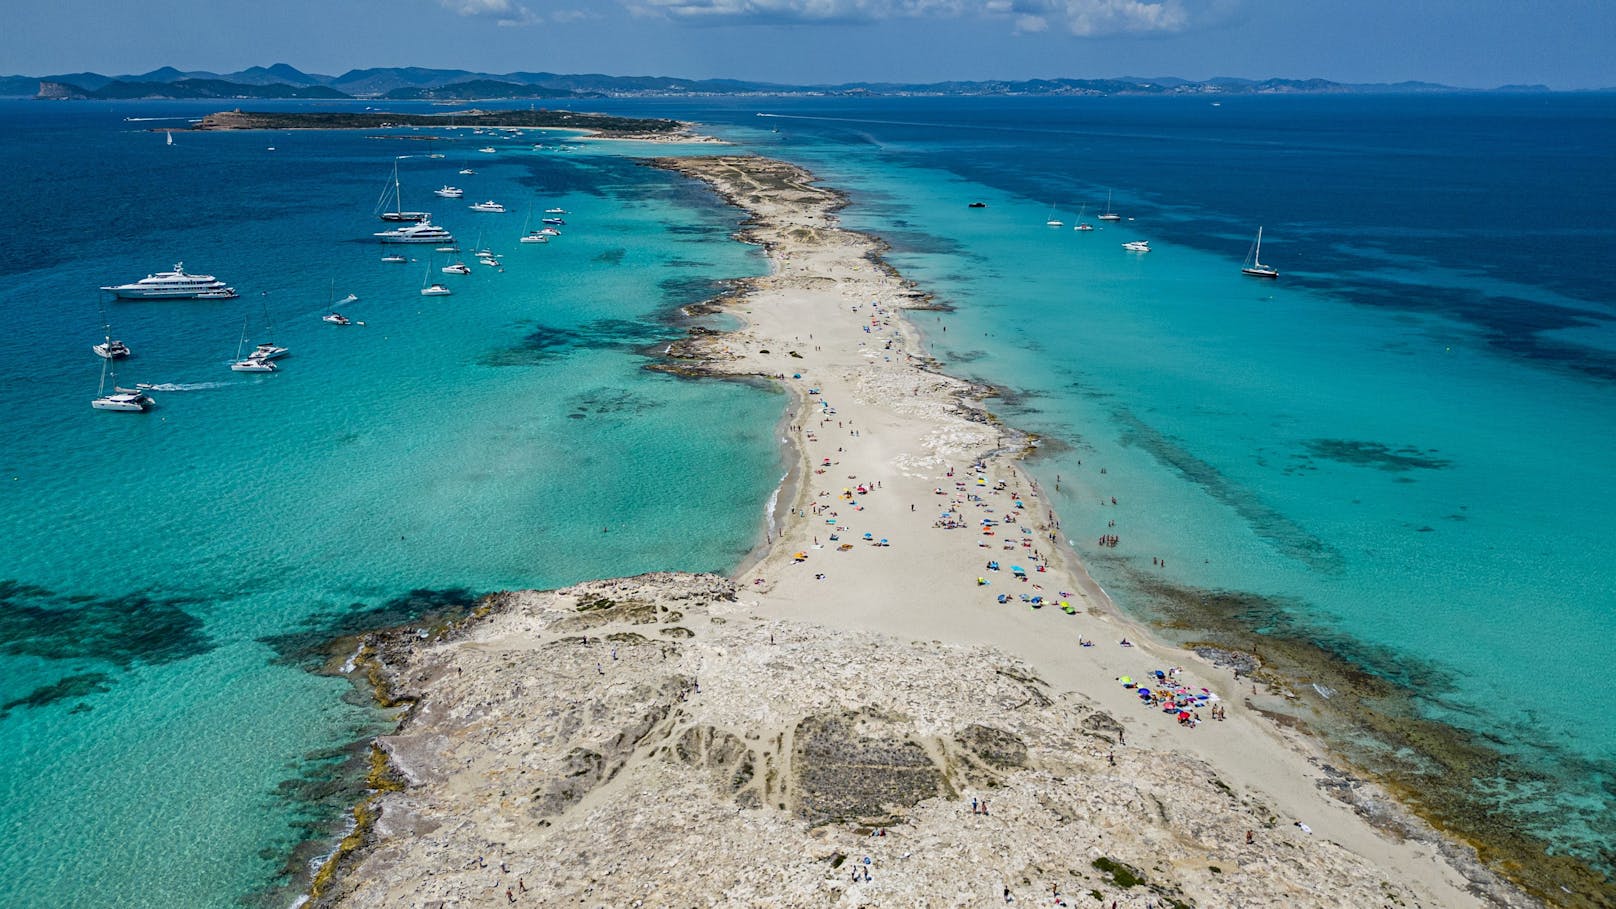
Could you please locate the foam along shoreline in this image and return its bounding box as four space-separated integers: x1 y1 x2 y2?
306 153 1532 908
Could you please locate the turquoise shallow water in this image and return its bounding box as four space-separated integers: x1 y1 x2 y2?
0 101 783 907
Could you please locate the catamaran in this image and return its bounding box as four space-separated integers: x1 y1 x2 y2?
1241 226 1278 279
91 354 154 412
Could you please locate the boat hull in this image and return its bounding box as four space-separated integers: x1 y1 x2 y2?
1241 267 1279 279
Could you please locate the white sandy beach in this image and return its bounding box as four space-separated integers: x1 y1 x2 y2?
309 154 1532 909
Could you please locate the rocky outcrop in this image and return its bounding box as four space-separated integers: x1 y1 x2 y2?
311 573 1452 908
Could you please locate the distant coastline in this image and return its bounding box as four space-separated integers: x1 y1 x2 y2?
183 108 689 140
3 62 1565 101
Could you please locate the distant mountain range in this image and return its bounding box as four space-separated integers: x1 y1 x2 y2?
1 63 1558 100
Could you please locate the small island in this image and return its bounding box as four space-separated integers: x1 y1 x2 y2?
190 108 688 139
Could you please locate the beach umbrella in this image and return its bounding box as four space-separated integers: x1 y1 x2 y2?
863 532 873 540
879 538 888 546
1119 676 1132 685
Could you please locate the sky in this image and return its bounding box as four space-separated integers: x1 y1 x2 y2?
3 0 1613 89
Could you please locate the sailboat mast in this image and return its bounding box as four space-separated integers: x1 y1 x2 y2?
1255 226 1263 263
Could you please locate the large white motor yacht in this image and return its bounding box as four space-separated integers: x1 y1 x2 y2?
375 221 455 244
101 262 238 300
469 200 506 213
435 185 465 198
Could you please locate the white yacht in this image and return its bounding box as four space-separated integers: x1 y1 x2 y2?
92 388 154 411
478 255 500 267
93 338 131 359
544 207 566 214
101 262 238 300
442 262 471 275
380 253 408 263
520 231 548 244
541 216 565 225
477 147 496 154
538 227 560 237
458 168 477 175
322 312 352 325
230 356 277 372
252 342 289 360
374 221 455 244
470 200 506 213
1122 240 1151 252
420 283 452 297
434 185 465 198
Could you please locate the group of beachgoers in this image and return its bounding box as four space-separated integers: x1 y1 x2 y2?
1119 667 1226 728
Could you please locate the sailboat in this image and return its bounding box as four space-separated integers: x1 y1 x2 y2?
165 130 173 147
230 317 277 372
92 301 132 359
250 296 288 360
376 158 431 223
519 206 547 244
1044 203 1063 228
92 352 154 411
1098 190 1122 221
420 258 452 296
1241 226 1278 279
1073 204 1094 232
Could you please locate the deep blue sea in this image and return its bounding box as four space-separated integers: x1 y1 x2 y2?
1 93 1613 905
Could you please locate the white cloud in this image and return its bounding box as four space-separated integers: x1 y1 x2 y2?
628 0 1217 34
440 0 540 26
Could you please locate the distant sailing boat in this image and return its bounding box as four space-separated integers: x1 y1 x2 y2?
165 130 173 147
1044 203 1063 228
1098 190 1122 221
1241 226 1279 279
1073 204 1094 232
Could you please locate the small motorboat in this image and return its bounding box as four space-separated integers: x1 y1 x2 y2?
968 201 986 208
442 262 472 275
541 217 565 225
251 342 289 360
420 284 452 297
434 185 465 198
538 227 560 237
458 168 477 175
1122 240 1151 252
470 200 506 213
477 147 496 154
520 232 548 244
544 207 567 214
322 312 352 325
380 253 408 263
